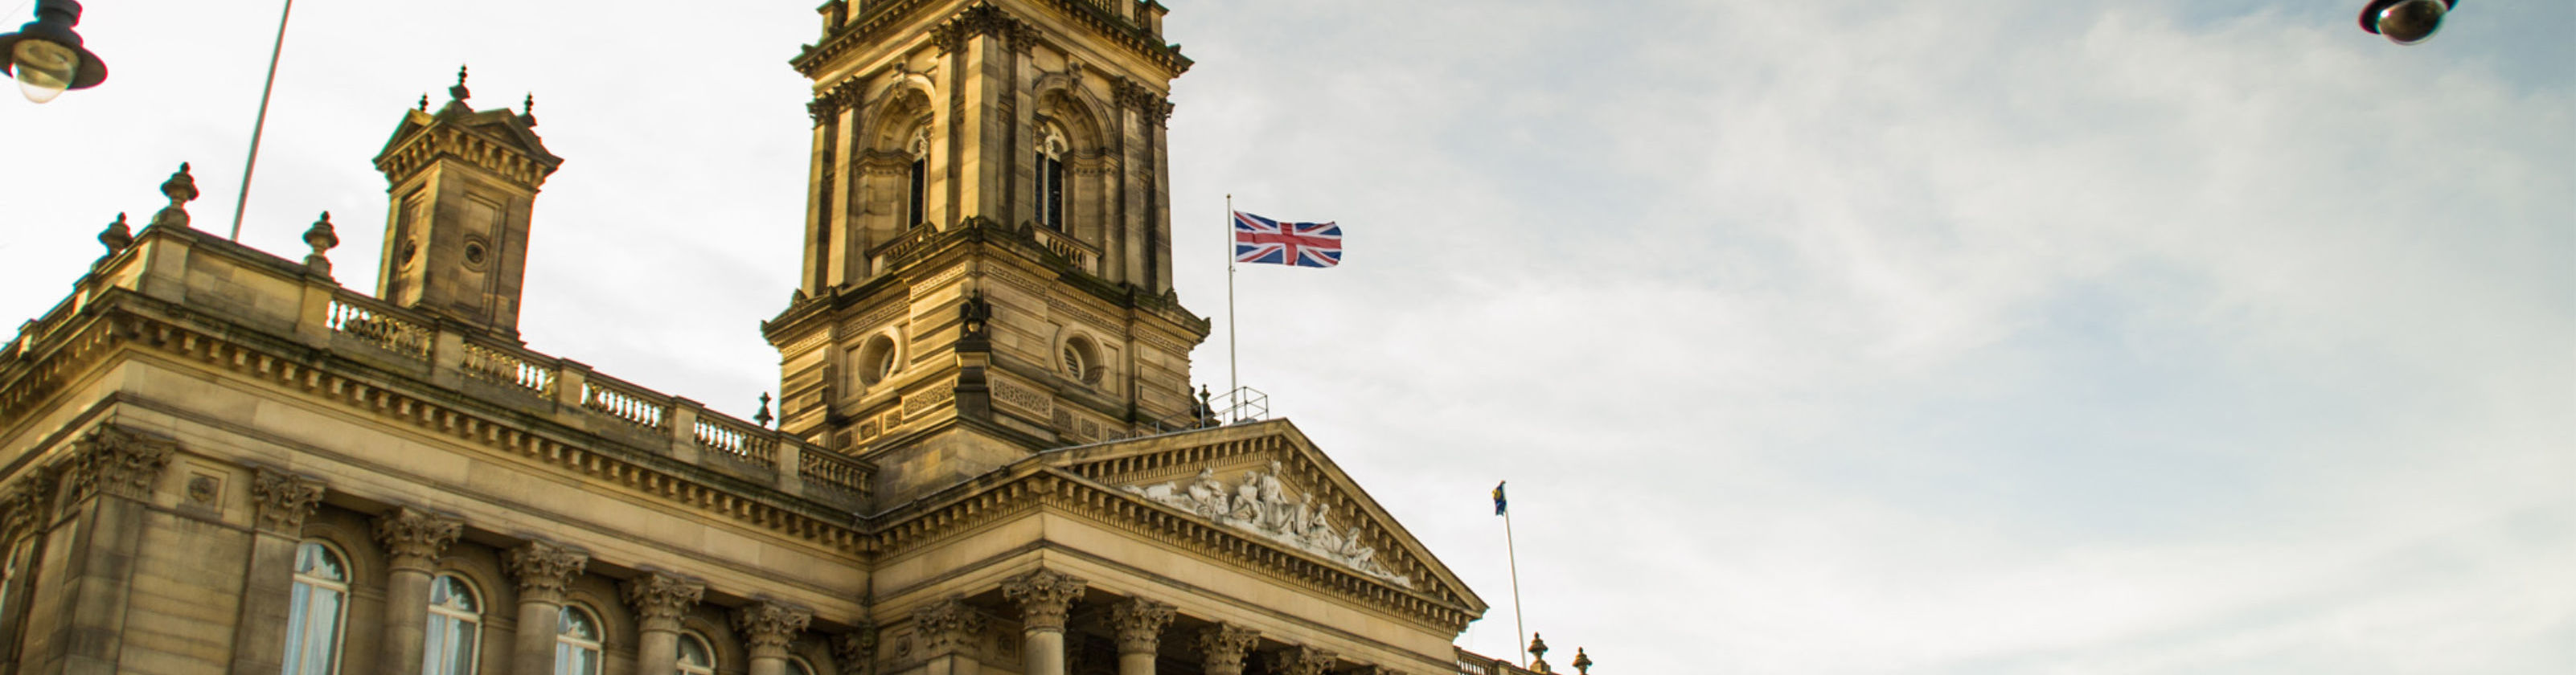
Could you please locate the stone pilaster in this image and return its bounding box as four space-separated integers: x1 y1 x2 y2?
1265 646 1339 675
229 465 323 675
830 623 878 675
1193 623 1260 675
374 508 462 675
625 571 706 675
504 541 589 675
29 428 172 674
1002 567 1086 675
1109 598 1174 675
735 600 815 675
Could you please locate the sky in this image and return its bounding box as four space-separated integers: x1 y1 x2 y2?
2 1 2570 673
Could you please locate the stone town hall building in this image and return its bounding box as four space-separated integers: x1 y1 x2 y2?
0 2 1573 675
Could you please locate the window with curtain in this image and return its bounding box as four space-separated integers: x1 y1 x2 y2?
1035 127 1068 232
555 605 604 675
677 632 716 675
283 540 351 675
421 574 482 675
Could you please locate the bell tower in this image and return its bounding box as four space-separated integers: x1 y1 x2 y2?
371 68 563 341
765 0 1208 502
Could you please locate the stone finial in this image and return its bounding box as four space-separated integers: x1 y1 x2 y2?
301 211 339 276
999 567 1089 632
373 507 463 572
417 92 429 111
449 64 470 102
502 540 589 603
623 571 705 633
1109 598 1175 657
523 92 538 127
149 162 199 229
1528 633 1552 673
249 468 327 534
1572 648 1592 675
96 212 133 259
733 601 814 657
1194 623 1260 675
753 392 774 428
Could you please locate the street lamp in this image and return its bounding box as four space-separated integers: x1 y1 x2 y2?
0 0 106 103
2359 0 2458 45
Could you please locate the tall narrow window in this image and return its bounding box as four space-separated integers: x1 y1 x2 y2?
677 632 716 675
1035 129 1068 232
422 574 482 675
555 605 604 675
283 541 351 675
905 127 930 229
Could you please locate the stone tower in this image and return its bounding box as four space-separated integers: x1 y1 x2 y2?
371 70 563 341
765 0 1208 502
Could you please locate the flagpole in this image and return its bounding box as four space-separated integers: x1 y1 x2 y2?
230 0 295 241
1505 496 1528 667
1224 194 1239 421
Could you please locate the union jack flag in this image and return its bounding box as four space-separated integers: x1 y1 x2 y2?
1233 211 1342 268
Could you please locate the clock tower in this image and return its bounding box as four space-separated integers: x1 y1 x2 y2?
764 0 1208 503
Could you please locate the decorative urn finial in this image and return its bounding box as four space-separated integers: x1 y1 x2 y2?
1528 633 1552 673
96 212 133 258
301 211 339 276
522 92 538 127
1572 648 1592 675
753 392 774 428
417 92 429 110
149 162 199 229
449 64 470 102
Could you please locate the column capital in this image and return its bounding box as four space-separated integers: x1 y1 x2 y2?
60 425 174 504
734 600 814 658
829 623 879 675
1265 645 1339 675
999 567 1089 632
373 507 463 572
622 571 706 634
912 595 989 657
502 540 589 604
1110 598 1175 656
248 467 326 534
0 472 58 541
1194 623 1260 674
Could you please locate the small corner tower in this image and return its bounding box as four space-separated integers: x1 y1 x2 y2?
766 0 1207 503
371 67 563 341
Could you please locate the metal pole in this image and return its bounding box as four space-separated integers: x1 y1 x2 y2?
229 0 293 241
1225 194 1239 421
1506 507 1528 668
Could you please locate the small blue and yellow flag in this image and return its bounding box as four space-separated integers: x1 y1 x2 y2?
1492 481 1507 516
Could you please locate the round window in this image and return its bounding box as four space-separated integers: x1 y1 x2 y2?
857 334 898 386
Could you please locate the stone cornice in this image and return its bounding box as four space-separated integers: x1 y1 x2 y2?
794 0 1190 80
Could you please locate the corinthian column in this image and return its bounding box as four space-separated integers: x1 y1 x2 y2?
734 601 815 675
1192 623 1259 675
913 596 989 675
1109 599 1174 675
504 541 589 675
229 464 322 675
623 571 705 675
1000 567 1089 675
374 508 463 675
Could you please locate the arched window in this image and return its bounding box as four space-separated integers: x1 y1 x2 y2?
1034 126 1069 232
905 127 930 229
786 657 818 675
422 574 482 675
554 605 604 675
677 632 716 675
284 540 351 675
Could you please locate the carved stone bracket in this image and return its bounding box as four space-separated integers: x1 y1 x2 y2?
831 623 879 675
1109 598 1174 656
913 596 990 657
372 507 463 571
1195 623 1260 675
622 571 707 634
502 540 589 604
734 600 815 657
59 426 174 505
248 468 326 534
999 567 1089 632
1266 645 1339 675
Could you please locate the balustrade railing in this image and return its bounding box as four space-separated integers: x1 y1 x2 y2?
1029 227 1099 273
326 297 433 358
581 378 669 431
460 340 556 396
693 414 777 467
801 450 872 501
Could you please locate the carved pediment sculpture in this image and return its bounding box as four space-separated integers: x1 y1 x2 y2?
1124 460 1411 587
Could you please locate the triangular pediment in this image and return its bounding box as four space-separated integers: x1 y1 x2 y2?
1045 419 1487 616
373 103 564 186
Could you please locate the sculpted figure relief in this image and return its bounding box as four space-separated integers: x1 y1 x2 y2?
1124 462 1412 587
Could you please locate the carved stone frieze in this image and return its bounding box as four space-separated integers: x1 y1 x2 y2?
622 571 706 633
1108 598 1174 656
831 623 879 675
912 596 989 657
248 468 326 534
373 507 463 571
1266 645 1339 675
1123 460 1410 587
999 567 1088 632
59 426 174 505
734 601 815 655
502 540 589 604
1195 623 1260 674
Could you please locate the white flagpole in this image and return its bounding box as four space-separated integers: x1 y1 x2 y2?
1503 484 1528 667
1224 194 1239 421
230 0 295 241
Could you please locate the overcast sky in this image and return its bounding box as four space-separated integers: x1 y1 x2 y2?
2 1 2570 673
